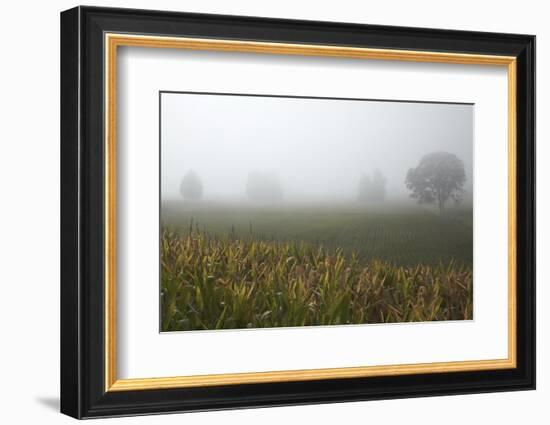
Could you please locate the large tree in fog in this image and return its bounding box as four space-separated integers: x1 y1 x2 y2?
405 152 465 215
180 170 203 201
246 172 283 202
358 169 387 202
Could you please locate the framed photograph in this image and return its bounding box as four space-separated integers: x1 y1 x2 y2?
60 6 535 419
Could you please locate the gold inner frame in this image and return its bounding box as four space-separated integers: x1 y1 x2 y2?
104 33 517 392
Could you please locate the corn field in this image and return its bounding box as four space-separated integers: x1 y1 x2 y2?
161 202 473 267
161 227 473 332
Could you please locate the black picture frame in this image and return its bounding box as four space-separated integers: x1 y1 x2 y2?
61 5 535 419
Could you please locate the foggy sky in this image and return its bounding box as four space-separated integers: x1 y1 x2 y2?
161 92 473 202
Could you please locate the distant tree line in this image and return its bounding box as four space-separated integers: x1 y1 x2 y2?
358 169 387 203
179 151 466 216
178 170 283 202
246 172 283 202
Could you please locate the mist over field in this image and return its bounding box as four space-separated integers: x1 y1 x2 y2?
159 92 474 331
161 93 473 203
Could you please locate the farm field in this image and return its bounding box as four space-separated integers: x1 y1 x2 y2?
160 201 473 331
161 201 473 266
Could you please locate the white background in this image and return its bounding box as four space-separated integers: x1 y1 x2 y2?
0 0 546 424
118 48 508 379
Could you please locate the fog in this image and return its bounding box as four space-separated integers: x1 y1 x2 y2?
161 92 473 203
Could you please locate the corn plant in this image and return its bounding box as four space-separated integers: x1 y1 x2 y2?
160 227 473 332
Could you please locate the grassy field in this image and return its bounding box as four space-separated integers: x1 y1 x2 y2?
162 201 473 266
160 201 473 331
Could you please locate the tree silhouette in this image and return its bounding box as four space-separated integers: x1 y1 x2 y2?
358 169 387 202
179 170 203 201
246 172 282 202
405 152 466 215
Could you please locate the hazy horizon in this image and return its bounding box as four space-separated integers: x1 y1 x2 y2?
161 92 473 203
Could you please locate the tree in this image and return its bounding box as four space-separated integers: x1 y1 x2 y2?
246 172 283 202
179 170 203 201
405 152 466 215
358 169 387 202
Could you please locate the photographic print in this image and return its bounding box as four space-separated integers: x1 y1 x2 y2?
160 92 474 332
61 8 535 416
